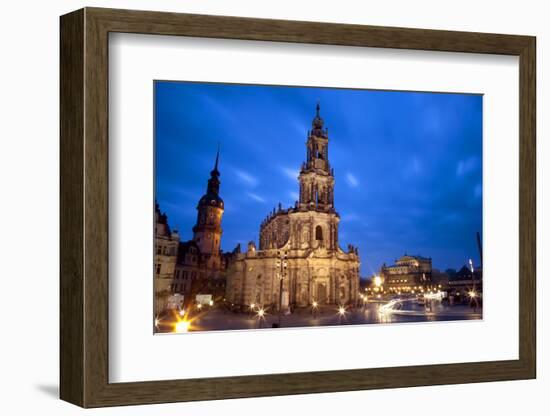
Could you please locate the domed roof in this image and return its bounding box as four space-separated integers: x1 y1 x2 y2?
197 145 223 209
198 192 224 208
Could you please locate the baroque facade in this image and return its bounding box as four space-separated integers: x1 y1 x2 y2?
380 254 432 292
154 203 180 314
225 104 361 309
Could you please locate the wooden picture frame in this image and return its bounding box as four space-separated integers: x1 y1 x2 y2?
60 7 536 408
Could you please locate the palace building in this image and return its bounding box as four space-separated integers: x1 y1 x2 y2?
225 104 361 310
153 203 180 314
161 149 229 310
380 254 432 292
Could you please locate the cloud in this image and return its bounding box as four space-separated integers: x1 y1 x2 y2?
345 172 359 188
246 192 266 203
281 167 299 181
456 156 479 177
235 169 259 187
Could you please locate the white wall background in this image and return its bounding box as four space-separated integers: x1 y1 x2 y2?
0 1 545 414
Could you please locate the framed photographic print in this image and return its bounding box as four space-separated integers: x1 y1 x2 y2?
60 7 536 408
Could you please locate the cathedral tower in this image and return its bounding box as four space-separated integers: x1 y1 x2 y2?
298 103 335 212
228 103 360 309
193 147 224 255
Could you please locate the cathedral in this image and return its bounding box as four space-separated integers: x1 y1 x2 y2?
225 104 361 309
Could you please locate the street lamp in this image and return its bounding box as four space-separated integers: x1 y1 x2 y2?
256 307 266 328
248 303 256 318
174 319 190 333
338 305 346 324
276 250 288 326
468 289 478 313
468 259 479 313
312 300 319 318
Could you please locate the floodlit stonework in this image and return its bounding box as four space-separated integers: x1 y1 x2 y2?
171 148 228 305
154 203 180 314
380 254 433 292
226 104 361 309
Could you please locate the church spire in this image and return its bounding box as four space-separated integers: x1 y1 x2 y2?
211 143 220 177
298 103 334 211
213 143 220 173
311 101 326 136
206 145 221 196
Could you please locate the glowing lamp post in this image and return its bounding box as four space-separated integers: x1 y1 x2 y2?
468 259 479 313
312 300 319 318
276 250 288 327
338 305 346 324
174 319 190 333
257 307 266 328
469 289 478 313
373 275 384 298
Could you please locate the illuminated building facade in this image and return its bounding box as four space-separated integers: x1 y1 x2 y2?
154 203 180 314
380 254 433 293
171 149 228 305
225 104 361 309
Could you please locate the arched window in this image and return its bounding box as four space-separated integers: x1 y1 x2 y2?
315 225 323 241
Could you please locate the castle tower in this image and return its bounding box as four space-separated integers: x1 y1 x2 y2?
192 147 224 255
298 103 335 213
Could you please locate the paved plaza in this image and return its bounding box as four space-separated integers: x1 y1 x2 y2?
156 298 482 333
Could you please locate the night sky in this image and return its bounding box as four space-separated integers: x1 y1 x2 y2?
155 81 482 277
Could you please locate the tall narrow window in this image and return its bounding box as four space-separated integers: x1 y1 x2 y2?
315 225 323 241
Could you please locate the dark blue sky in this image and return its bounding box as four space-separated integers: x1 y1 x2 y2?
155 81 482 276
